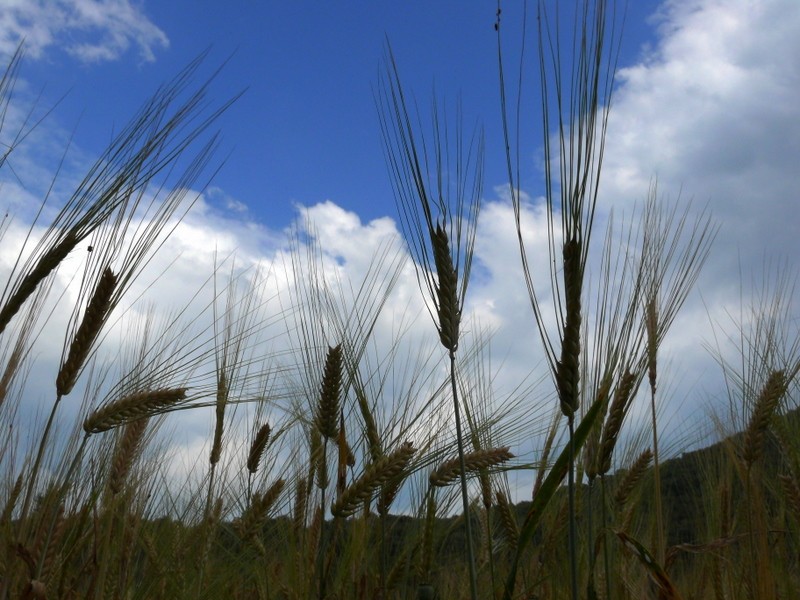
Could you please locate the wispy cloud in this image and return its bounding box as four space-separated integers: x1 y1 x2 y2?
0 0 168 63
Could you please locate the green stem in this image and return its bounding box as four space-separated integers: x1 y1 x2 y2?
567 416 578 600
20 395 63 530
600 475 611 600
650 385 665 563
35 433 90 580
317 439 329 600
449 349 478 600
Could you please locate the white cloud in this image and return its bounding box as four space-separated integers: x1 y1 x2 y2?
583 0 800 444
602 0 800 269
0 0 168 63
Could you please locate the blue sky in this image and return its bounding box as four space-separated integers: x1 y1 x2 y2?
3 1 663 226
1 0 799 498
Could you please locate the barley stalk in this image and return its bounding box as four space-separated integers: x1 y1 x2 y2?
307 506 322 571
56 267 118 397
84 387 188 433
430 447 513 488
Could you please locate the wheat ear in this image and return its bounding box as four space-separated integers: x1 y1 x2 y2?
430 447 513 488
84 388 187 433
56 267 118 397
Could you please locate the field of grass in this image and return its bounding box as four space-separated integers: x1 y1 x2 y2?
1 2 799 599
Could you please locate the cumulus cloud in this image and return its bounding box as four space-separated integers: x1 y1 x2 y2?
602 0 800 271
0 0 168 63
584 0 800 440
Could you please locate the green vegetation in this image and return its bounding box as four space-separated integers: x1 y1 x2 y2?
1 2 799 598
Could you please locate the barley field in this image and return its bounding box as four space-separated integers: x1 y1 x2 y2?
0 2 798 599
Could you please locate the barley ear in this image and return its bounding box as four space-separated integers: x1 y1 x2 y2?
556 238 582 418
419 493 437 581
432 223 460 352
646 298 658 395
309 428 327 489
56 267 118 397
209 369 228 465
430 447 514 488
331 441 415 518
598 370 637 476
315 344 342 440
614 448 653 508
239 478 286 540
246 422 271 475
108 417 150 495
779 474 800 524
355 387 382 461
2 473 23 525
495 490 519 551
84 387 187 433
336 410 352 498
585 374 612 481
293 475 308 536
742 369 786 467
0 232 79 336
